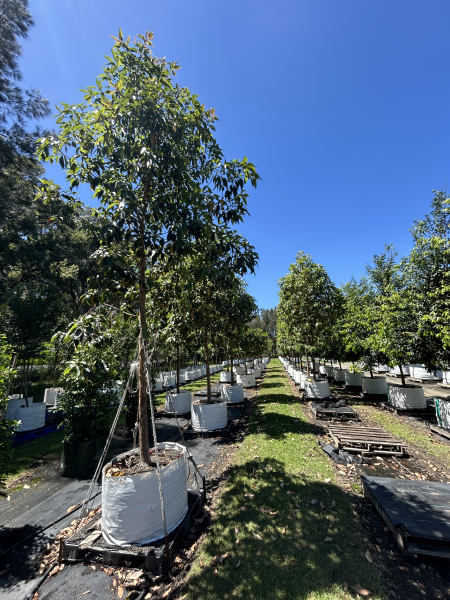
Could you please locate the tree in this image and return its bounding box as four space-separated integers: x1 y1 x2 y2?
0 333 17 486
278 252 342 379
251 307 277 354
38 32 260 465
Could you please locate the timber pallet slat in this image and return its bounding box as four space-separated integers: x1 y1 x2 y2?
183 418 233 440
328 424 406 456
62 491 205 575
310 403 359 421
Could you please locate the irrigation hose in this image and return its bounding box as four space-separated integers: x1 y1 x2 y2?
24 560 58 600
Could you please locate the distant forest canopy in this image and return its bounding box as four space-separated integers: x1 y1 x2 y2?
251 308 277 353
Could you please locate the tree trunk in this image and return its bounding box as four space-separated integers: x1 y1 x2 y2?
138 245 150 465
53 348 60 388
230 356 234 385
312 356 317 381
176 342 180 394
204 317 211 402
305 350 310 376
338 359 342 370
399 363 406 387
300 355 303 371
370 368 373 378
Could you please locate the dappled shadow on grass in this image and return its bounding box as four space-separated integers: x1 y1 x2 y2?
188 457 380 600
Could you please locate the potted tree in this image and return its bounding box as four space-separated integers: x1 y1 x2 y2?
39 32 260 544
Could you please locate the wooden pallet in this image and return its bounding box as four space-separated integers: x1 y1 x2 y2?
62 490 205 575
429 424 450 441
361 475 450 558
183 419 233 440
310 402 359 421
381 402 435 418
328 424 406 456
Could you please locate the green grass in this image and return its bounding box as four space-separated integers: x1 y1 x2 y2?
186 360 382 600
350 399 450 466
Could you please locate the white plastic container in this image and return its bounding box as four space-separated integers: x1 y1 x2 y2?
333 368 347 383
240 374 256 388
102 443 188 546
154 379 163 391
345 372 362 387
6 399 46 431
436 399 450 429
221 384 244 403
220 371 232 383
304 380 331 399
443 371 450 385
362 376 387 395
389 385 426 410
177 373 186 385
184 370 195 382
44 387 64 406
191 401 227 431
164 390 192 414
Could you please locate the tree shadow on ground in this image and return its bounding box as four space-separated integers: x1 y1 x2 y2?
187 457 381 600
0 523 48 592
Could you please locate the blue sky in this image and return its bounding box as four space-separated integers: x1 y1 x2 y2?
21 0 450 309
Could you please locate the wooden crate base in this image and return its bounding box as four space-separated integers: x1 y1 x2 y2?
62 490 205 575
429 424 450 440
328 424 406 456
310 402 359 421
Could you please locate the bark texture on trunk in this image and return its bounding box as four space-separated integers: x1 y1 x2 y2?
176 343 180 394
399 363 406 387
138 242 150 465
205 318 211 402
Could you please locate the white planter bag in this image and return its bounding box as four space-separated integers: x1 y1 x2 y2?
154 379 163 391
362 376 387 395
293 370 301 384
375 365 390 373
164 375 175 388
333 369 346 382
191 401 227 431
44 387 64 406
345 372 362 387
221 384 244 403
220 371 231 383
319 366 328 375
234 367 245 375
6 399 46 431
299 373 310 389
247 361 254 368
389 385 426 410
200 366 207 377
410 365 442 380
390 365 410 376
325 366 334 377
253 367 262 378
222 361 228 366
436 399 450 429
304 380 331 399
184 371 195 382
102 443 188 546
164 390 192 414
194 368 202 379
240 374 256 388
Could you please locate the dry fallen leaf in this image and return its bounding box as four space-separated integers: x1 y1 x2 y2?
324 478 331 483
118 587 124 599
235 560 241 568
324 537 333 542
286 490 296 496
350 586 371 596
365 550 373 563
252 532 262 541
23 484 30 489
375 544 381 553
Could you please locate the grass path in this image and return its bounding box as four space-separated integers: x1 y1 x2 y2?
186 359 381 600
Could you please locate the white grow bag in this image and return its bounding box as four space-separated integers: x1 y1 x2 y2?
191 401 227 431
102 442 188 546
253 367 262 378
44 387 64 406
234 366 245 375
390 365 410 377
6 399 46 431
165 390 192 414
220 371 231 383
304 380 331 399
333 369 347 383
436 399 450 429
362 376 387 395
193 368 202 379
164 375 175 388
299 373 310 389
154 379 163 391
177 373 186 384
410 365 442 380
345 372 362 387
319 366 328 375
184 371 195 382
221 384 244 403
240 374 256 388
374 365 390 373
389 385 426 410
325 366 334 377
293 370 301 384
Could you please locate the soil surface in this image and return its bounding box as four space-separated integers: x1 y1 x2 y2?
105 448 183 476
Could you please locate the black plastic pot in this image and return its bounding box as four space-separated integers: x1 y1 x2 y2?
60 435 107 479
